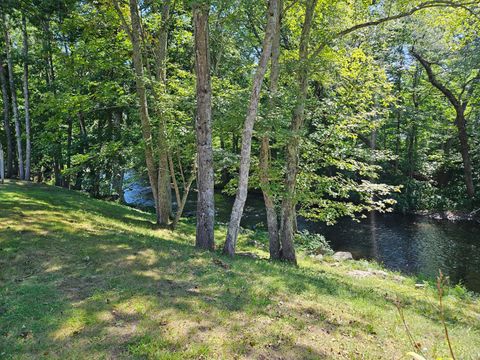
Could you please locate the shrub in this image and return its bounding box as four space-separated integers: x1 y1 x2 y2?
295 230 333 256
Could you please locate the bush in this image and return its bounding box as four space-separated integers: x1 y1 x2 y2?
295 230 333 256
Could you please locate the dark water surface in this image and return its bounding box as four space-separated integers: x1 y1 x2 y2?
124 180 480 292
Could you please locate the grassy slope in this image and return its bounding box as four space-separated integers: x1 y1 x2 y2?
0 180 479 360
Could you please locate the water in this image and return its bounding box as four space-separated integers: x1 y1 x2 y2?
124 179 480 292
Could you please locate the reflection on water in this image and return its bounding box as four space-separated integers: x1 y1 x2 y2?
124 178 480 292
313 214 480 292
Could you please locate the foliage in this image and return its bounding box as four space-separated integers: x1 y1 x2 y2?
294 230 333 256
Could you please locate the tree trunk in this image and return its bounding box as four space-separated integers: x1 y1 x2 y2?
74 112 88 190
279 0 318 264
169 152 181 207
260 0 282 260
193 3 215 250
154 1 172 224
0 64 13 178
112 110 125 203
224 0 279 256
114 170 125 203
54 155 62 186
455 107 475 198
0 142 4 184
64 116 73 188
172 161 196 230
22 15 31 181
3 15 24 180
128 0 161 223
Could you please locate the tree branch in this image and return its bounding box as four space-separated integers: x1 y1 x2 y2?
309 0 478 60
112 0 133 41
410 49 460 109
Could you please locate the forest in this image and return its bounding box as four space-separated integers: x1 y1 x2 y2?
1 0 480 359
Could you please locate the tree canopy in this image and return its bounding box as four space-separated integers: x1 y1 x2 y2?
1 0 479 260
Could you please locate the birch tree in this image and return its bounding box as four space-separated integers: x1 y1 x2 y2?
224 0 279 256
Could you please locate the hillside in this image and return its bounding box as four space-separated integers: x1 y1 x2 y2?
0 181 479 359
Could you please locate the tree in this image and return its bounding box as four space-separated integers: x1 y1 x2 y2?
223 0 280 256
277 0 317 264
0 63 13 178
193 2 215 250
0 140 4 183
114 0 172 225
2 14 24 180
411 49 477 199
22 14 31 180
259 0 282 260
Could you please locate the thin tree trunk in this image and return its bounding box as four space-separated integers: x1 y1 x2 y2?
172 161 196 229
169 152 181 207
65 116 73 188
126 0 161 222
54 155 62 186
224 0 279 256
112 110 125 203
260 0 282 260
456 108 475 198
193 3 215 250
0 142 4 184
0 64 13 177
114 170 125 203
74 112 88 189
177 150 186 188
279 0 317 264
22 15 31 181
3 15 24 180
153 1 172 223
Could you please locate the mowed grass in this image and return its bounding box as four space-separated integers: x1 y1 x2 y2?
0 180 479 359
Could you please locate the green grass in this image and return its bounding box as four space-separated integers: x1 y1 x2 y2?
0 180 479 359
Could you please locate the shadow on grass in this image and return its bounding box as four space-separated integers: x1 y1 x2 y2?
1 181 478 358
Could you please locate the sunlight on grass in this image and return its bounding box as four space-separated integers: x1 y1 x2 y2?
1 181 479 359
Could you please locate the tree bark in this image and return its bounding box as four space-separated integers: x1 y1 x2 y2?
0 64 13 178
279 0 317 264
112 110 125 203
260 0 282 260
172 161 196 230
22 15 31 181
65 116 73 188
193 3 215 250
169 152 181 207
127 0 162 223
224 0 279 256
3 15 24 180
455 107 475 198
0 142 4 184
153 0 172 223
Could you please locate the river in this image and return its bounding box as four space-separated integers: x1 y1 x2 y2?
124 179 480 293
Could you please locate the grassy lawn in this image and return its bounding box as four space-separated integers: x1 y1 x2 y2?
0 180 479 359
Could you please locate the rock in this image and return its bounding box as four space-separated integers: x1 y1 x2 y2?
393 275 406 282
309 254 324 261
332 251 353 261
347 269 389 279
370 269 388 278
347 270 371 278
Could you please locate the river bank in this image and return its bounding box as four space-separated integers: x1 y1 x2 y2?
415 209 480 223
122 179 480 293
